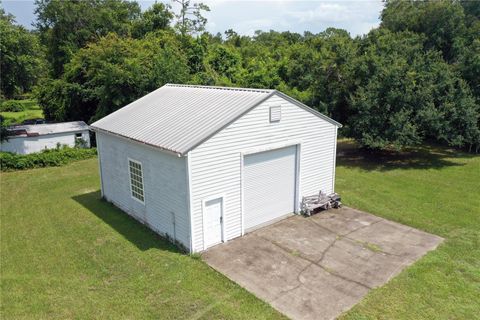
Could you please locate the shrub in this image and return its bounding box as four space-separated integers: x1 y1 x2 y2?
19 99 39 110
0 146 97 171
74 137 88 148
1 100 26 112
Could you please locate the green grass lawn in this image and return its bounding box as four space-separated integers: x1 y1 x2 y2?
1 142 479 319
0 159 285 319
1 100 44 125
336 140 480 319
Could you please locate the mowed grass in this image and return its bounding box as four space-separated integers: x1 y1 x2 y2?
1 100 44 125
1 142 479 319
0 159 285 319
337 140 480 319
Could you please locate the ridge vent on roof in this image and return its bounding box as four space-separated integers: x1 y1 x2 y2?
164 83 273 94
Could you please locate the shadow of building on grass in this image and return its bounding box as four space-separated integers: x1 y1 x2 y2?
73 190 180 253
336 140 474 171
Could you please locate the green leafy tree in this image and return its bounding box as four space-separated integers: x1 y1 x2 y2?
204 45 241 84
34 0 141 77
131 2 173 38
0 115 9 142
181 33 209 75
37 32 190 122
380 0 480 100
28 0 479 153
240 55 282 89
349 29 479 150
253 30 302 49
279 28 357 123
35 79 97 122
460 0 480 21
381 0 467 63
456 4 480 100
0 9 46 98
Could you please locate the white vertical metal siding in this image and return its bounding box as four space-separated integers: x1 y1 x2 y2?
189 94 338 252
96 132 190 250
243 146 297 230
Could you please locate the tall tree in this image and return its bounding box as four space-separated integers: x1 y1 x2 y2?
204 45 241 84
457 1 480 100
131 2 173 38
349 29 479 150
36 32 190 122
34 0 141 77
381 0 467 63
280 28 357 123
0 8 46 98
172 0 210 36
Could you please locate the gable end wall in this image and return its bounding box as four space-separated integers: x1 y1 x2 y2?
189 94 338 252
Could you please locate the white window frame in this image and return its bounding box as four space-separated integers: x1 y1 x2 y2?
128 158 145 204
74 132 83 143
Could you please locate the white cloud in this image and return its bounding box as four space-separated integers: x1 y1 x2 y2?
289 3 352 23
230 18 276 36
3 0 384 36
353 21 380 35
283 1 383 35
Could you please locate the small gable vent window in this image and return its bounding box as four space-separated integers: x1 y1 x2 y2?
270 106 281 122
128 159 145 203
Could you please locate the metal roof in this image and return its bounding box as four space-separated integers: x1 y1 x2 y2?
91 84 341 155
8 121 89 138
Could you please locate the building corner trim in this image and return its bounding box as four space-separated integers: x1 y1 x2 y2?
96 134 105 198
185 152 195 253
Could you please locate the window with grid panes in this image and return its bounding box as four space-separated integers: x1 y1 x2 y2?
128 159 144 203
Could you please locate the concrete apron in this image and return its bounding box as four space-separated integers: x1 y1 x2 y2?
202 207 444 320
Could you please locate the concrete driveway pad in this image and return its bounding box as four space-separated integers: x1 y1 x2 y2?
203 207 443 320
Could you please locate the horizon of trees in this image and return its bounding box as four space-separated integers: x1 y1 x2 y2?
1 0 479 152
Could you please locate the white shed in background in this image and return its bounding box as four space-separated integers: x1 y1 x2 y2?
1 121 90 154
91 84 341 253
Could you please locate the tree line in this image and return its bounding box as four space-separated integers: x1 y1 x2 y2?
1 0 479 151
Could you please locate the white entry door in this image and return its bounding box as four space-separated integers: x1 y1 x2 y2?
244 145 297 231
203 197 223 249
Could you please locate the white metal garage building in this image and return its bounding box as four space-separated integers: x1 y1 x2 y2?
91 84 341 253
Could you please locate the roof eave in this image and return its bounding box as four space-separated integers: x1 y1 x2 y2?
6 127 89 139
90 125 183 157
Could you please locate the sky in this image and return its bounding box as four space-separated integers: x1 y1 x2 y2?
1 0 384 37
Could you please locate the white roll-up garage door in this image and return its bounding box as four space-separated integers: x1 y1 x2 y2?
243 145 297 231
